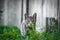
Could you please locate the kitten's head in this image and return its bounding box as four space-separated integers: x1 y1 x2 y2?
25 13 37 24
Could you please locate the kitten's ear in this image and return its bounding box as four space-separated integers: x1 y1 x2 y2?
33 13 37 19
33 13 37 23
25 13 28 19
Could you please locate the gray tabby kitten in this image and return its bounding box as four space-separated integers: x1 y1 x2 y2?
20 13 37 35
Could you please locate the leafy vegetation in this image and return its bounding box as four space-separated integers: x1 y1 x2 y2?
0 25 21 40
